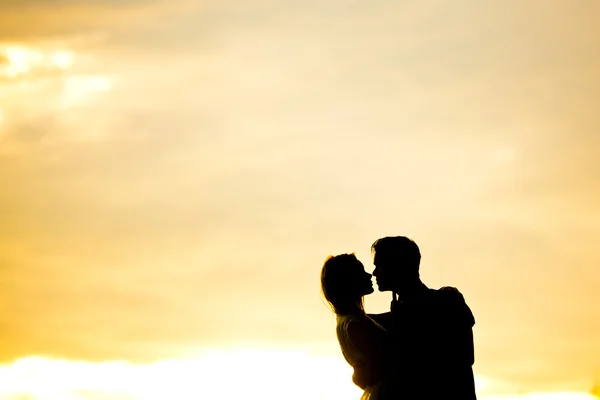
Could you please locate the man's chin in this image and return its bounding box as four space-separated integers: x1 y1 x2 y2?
376 284 391 292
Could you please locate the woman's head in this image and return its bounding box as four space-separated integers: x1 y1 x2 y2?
320 253 374 315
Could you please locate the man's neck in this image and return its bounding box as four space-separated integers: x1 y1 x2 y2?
394 280 428 302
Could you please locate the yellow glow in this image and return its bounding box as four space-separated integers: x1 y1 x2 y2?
485 395 598 400
2 46 40 77
0 44 111 116
53 50 74 70
60 75 114 108
9 47 30 76
0 353 596 400
0 45 74 79
0 350 362 400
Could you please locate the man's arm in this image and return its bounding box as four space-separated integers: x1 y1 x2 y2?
438 287 475 366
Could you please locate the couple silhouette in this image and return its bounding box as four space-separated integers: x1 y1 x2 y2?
321 236 477 399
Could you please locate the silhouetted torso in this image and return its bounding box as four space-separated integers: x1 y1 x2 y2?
387 286 477 399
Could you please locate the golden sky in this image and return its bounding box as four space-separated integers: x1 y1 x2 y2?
1 0 600 398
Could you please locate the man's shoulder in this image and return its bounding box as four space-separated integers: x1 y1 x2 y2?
431 286 475 325
435 286 466 302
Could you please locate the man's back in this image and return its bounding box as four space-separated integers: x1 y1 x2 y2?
390 286 477 399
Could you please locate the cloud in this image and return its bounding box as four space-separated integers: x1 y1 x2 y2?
0 46 116 152
0 0 199 42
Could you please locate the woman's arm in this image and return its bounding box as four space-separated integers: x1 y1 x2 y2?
352 362 385 389
347 318 392 389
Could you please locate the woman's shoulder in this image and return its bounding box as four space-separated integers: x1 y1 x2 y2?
336 313 366 333
337 313 387 336
336 313 356 329
336 312 370 325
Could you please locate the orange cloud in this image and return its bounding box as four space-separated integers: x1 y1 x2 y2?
0 0 201 41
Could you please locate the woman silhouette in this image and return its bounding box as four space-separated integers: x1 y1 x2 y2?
320 253 393 400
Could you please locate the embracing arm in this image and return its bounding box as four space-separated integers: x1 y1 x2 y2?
352 362 384 390
347 318 392 389
440 320 475 366
438 287 475 366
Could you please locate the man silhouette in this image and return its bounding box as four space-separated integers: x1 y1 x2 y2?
354 236 477 399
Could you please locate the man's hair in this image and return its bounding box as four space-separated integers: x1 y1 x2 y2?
371 236 421 271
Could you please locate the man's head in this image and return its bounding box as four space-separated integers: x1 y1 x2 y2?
371 236 421 293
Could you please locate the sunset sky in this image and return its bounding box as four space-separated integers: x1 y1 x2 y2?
1 0 600 399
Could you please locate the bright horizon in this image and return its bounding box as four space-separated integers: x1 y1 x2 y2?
0 351 598 400
1 1 600 399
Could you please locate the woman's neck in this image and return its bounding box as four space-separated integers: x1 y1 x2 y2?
337 301 364 316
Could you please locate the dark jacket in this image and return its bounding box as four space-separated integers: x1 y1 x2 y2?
360 286 477 399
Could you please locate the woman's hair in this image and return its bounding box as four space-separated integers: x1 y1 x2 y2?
320 253 364 315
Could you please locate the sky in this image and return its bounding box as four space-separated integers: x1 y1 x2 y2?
1 0 600 398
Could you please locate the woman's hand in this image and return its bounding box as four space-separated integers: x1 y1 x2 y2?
352 362 382 390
